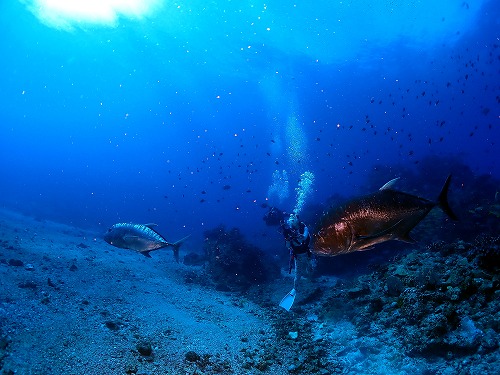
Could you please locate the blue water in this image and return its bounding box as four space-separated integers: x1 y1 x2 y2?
0 0 498 248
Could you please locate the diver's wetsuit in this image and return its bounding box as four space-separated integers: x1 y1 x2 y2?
282 221 312 273
287 221 311 256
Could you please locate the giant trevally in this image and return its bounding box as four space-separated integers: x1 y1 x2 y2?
313 175 457 256
103 223 190 261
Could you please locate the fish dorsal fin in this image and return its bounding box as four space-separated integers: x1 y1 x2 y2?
379 177 400 191
144 223 158 229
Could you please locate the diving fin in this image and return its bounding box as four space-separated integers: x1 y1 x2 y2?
279 288 296 311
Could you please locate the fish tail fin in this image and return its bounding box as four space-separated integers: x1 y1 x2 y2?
437 175 458 221
170 234 191 263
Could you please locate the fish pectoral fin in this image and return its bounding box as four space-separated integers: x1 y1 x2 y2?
356 219 404 240
140 250 152 258
144 223 158 229
396 233 416 244
358 246 375 252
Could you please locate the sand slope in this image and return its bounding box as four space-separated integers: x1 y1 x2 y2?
0 210 291 375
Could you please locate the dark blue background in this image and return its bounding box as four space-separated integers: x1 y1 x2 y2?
0 0 498 251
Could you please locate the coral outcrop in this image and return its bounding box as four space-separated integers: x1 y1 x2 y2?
203 225 280 291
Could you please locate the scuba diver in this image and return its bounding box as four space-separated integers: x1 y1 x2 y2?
278 213 316 311
280 213 313 272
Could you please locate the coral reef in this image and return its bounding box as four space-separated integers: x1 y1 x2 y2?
472 235 500 272
248 235 500 374
311 236 500 368
203 225 280 291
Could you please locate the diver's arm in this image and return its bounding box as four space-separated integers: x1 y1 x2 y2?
302 226 309 239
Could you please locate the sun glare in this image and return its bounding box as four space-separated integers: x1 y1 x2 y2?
25 0 161 30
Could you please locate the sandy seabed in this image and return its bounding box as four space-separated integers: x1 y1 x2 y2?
0 209 293 375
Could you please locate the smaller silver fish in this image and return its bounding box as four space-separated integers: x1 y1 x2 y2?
104 223 189 261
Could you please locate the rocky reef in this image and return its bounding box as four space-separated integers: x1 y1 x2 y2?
202 225 280 292
268 235 500 373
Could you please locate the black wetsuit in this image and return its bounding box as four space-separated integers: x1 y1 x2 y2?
287 222 311 256
282 221 312 276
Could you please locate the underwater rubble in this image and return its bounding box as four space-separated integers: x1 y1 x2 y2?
261 235 500 374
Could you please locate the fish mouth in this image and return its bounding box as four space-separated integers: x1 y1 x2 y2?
312 222 353 256
311 246 332 256
311 234 333 256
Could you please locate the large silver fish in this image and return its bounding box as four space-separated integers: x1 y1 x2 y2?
103 223 189 261
313 175 457 256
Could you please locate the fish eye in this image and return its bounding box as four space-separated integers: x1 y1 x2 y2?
107 228 112 232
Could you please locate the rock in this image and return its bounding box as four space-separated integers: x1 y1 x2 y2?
24 263 35 271
479 328 499 354
18 281 37 289
386 275 404 296
185 350 200 362
446 286 461 301
104 320 121 331
444 316 482 352
347 285 370 298
307 314 318 322
8 259 23 267
0 335 10 350
255 360 270 371
393 264 409 277
136 340 153 356
124 362 138 374
369 298 384 313
242 360 254 369
300 287 324 304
